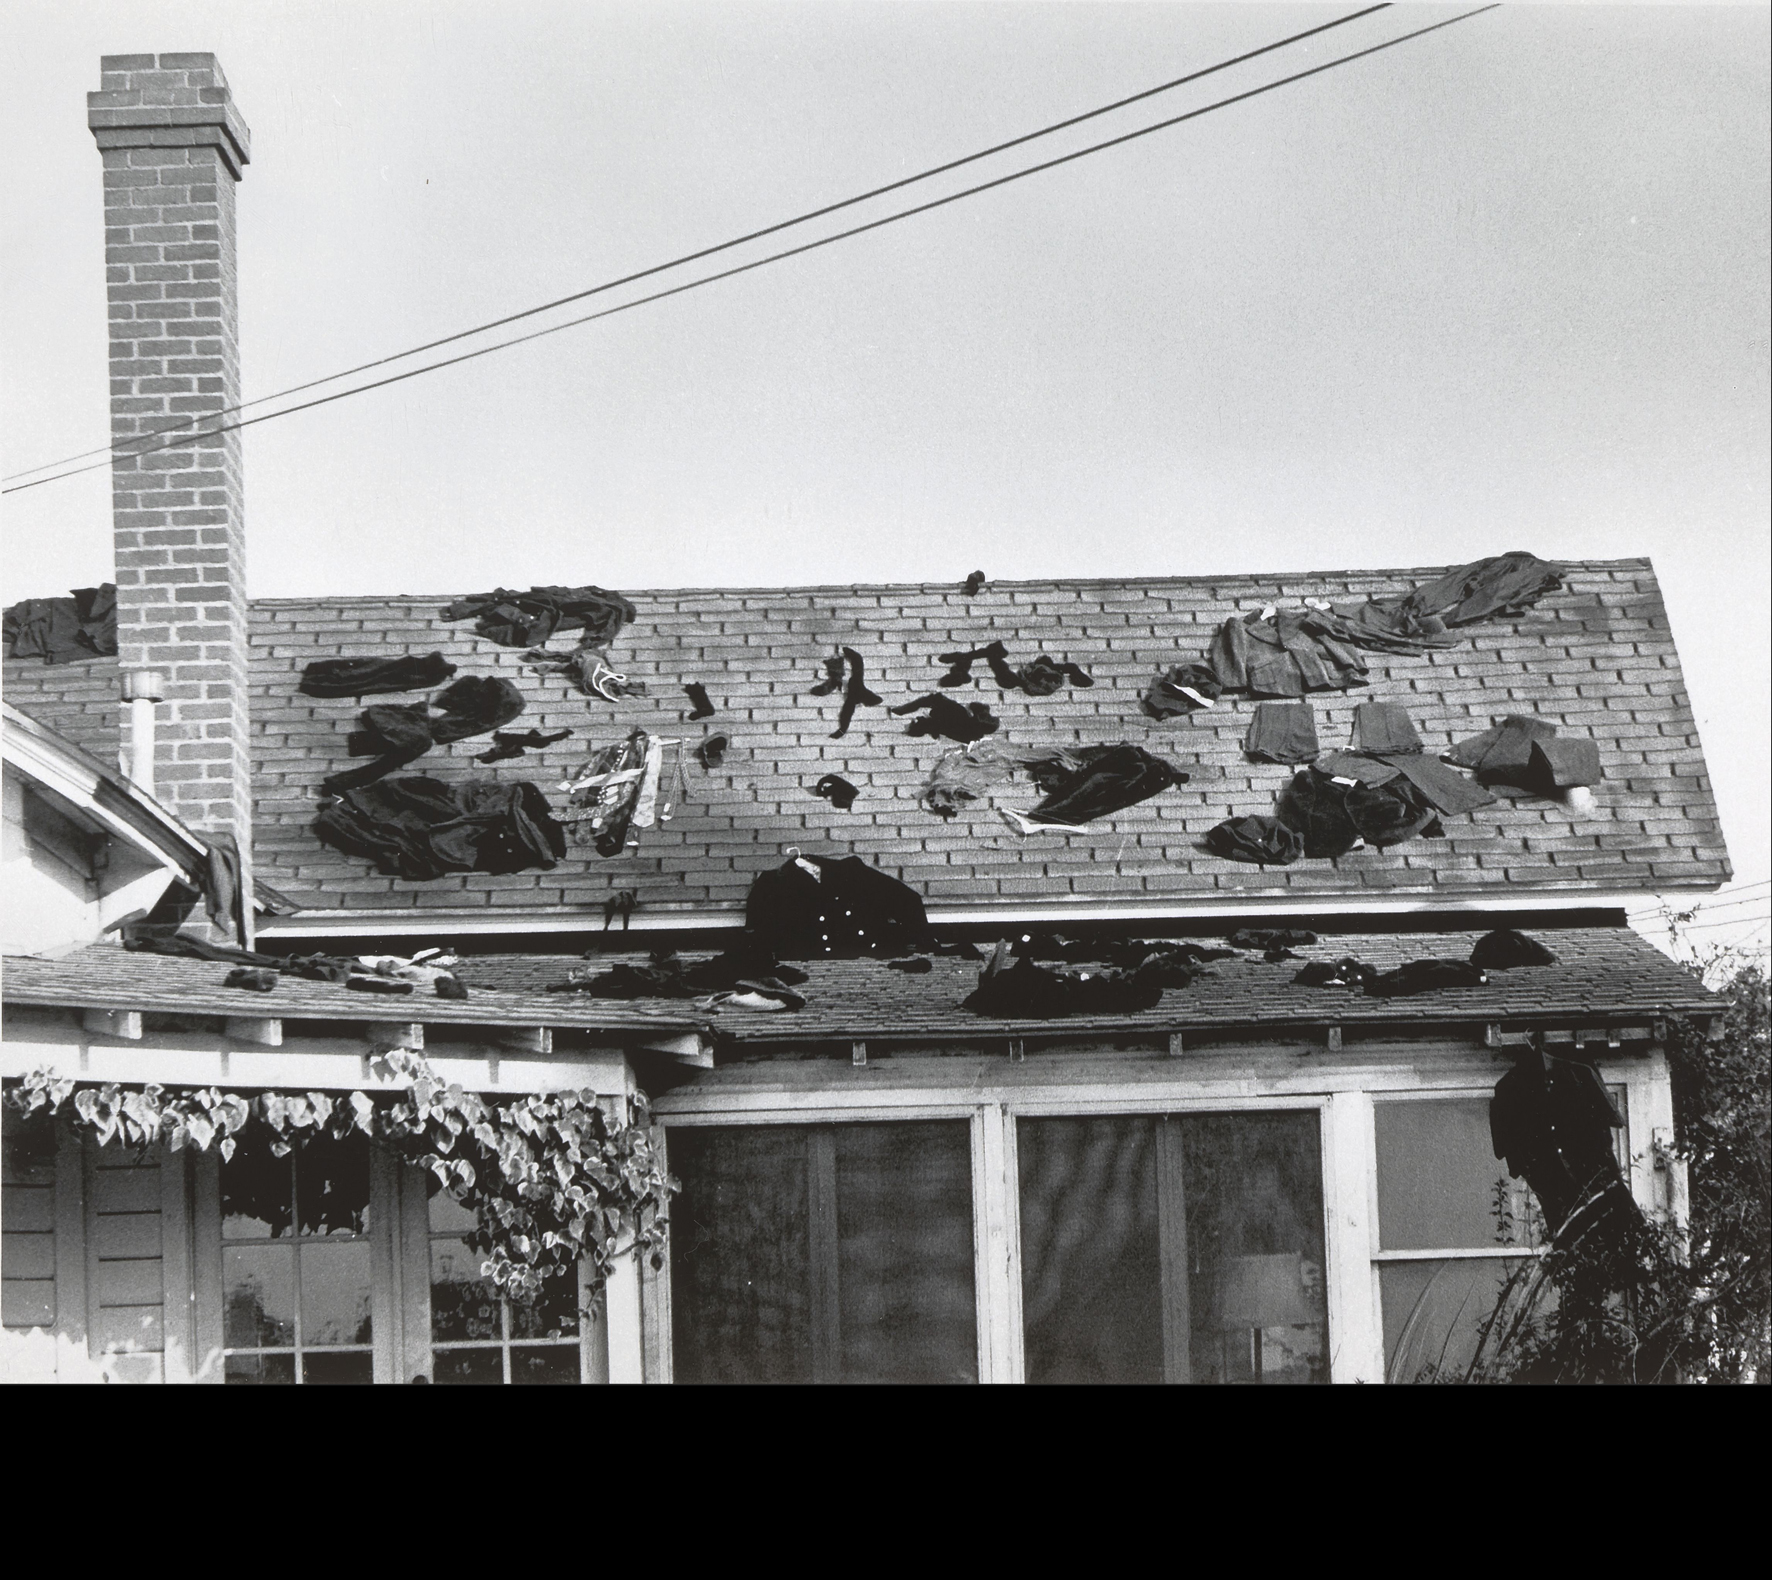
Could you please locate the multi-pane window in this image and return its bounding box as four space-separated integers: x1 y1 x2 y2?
428 1190 586 1384
219 1134 374 1384
1372 1091 1629 1383
669 1120 978 1383
1018 1110 1329 1385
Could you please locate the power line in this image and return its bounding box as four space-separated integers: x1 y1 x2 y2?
5 5 1498 498
2 3 1392 486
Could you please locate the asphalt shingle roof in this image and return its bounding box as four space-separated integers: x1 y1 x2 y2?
0 928 1719 1046
3 557 1731 925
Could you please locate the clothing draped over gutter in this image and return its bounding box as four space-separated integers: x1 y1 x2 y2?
298 651 457 698
744 853 934 959
3 583 117 664
323 675 526 794
313 775 565 879
201 832 249 945
440 585 636 650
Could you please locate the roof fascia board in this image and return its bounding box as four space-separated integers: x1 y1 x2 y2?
256 889 1666 939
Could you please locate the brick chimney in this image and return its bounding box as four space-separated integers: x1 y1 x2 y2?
88 53 254 935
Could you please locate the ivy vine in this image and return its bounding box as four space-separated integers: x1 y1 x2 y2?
4 1053 676 1306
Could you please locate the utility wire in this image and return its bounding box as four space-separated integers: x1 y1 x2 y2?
3 4 1498 497
2 4 1390 485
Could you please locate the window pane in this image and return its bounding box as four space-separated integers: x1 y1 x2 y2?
300 1242 373 1345
225 1352 295 1385
1380 1258 1539 1383
669 1122 978 1384
670 1126 814 1384
1375 1099 1538 1251
1018 1112 1328 1385
511 1346 581 1385
511 1272 580 1341
434 1348 504 1385
223 1245 295 1347
834 1122 978 1384
1018 1116 1163 1385
301 1351 374 1385
431 1239 502 1343
222 1148 292 1239
294 1136 370 1237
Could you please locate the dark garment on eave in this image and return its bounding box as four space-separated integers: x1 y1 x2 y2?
744 854 933 960
440 585 636 650
1470 929 1559 969
299 651 458 698
1363 959 1488 997
313 774 565 880
1332 553 1564 655
1491 1055 1641 1255
963 946 1163 1020
202 832 249 945
813 774 859 811
1229 929 1318 951
1143 663 1224 721
1275 766 1440 858
224 967 279 992
1205 815 1304 866
550 945 810 999
1315 750 1496 818
475 728 572 764
1351 701 1424 755
3 583 117 664
327 676 527 794
1207 610 1370 698
891 694 1001 744
1292 957 1378 989
1243 701 1319 764
1015 744 1184 827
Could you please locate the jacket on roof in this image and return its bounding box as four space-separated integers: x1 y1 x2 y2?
744 854 933 960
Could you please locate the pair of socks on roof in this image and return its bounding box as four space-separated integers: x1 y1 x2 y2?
934 640 1093 696
808 647 882 740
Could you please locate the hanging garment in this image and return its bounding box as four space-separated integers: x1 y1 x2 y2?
891 694 1002 744
324 676 527 794
1142 663 1224 721
314 775 565 880
684 683 715 720
1292 958 1378 989
744 853 934 959
1351 701 1424 755
474 728 572 764
962 571 987 597
522 646 647 700
935 641 1093 696
962 942 1164 1020
1471 928 1559 969
807 647 882 739
812 774 859 811
298 651 457 698
918 740 1084 820
1243 701 1319 764
1490 1053 1641 1254
557 731 650 857
440 585 636 649
1314 750 1495 818
1206 610 1371 698
1004 743 1185 832
1274 766 1441 858
1204 815 1305 866
694 733 729 771
1334 553 1564 654
1363 959 1489 997
603 889 638 931
3 583 118 664
201 832 249 945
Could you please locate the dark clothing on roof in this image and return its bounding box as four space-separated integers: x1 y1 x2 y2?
962 571 987 597
1205 815 1304 866
1352 701 1424 755
1315 750 1496 818
1208 610 1370 698
1243 701 1319 764
963 944 1164 1019
3 583 117 665
1015 744 1185 827
298 651 458 698
1470 929 1559 969
1530 738 1602 791
440 585 636 649
891 694 1001 744
1275 766 1440 857
1229 929 1319 951
223 967 279 993
694 733 729 770
1339 552 1564 653
549 946 810 999
313 774 565 881
684 683 715 720
1443 715 1558 784
745 854 933 960
328 676 527 794
475 728 572 765
935 641 1092 696
201 832 248 946
1142 663 1223 721
813 774 859 810
816 647 882 739
1363 959 1488 996
1292 957 1378 989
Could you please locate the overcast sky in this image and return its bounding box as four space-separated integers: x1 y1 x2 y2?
2 1 1766 956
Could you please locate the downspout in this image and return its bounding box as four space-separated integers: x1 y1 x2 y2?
121 669 164 797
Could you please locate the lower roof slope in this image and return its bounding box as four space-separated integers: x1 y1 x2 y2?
244 558 1729 924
